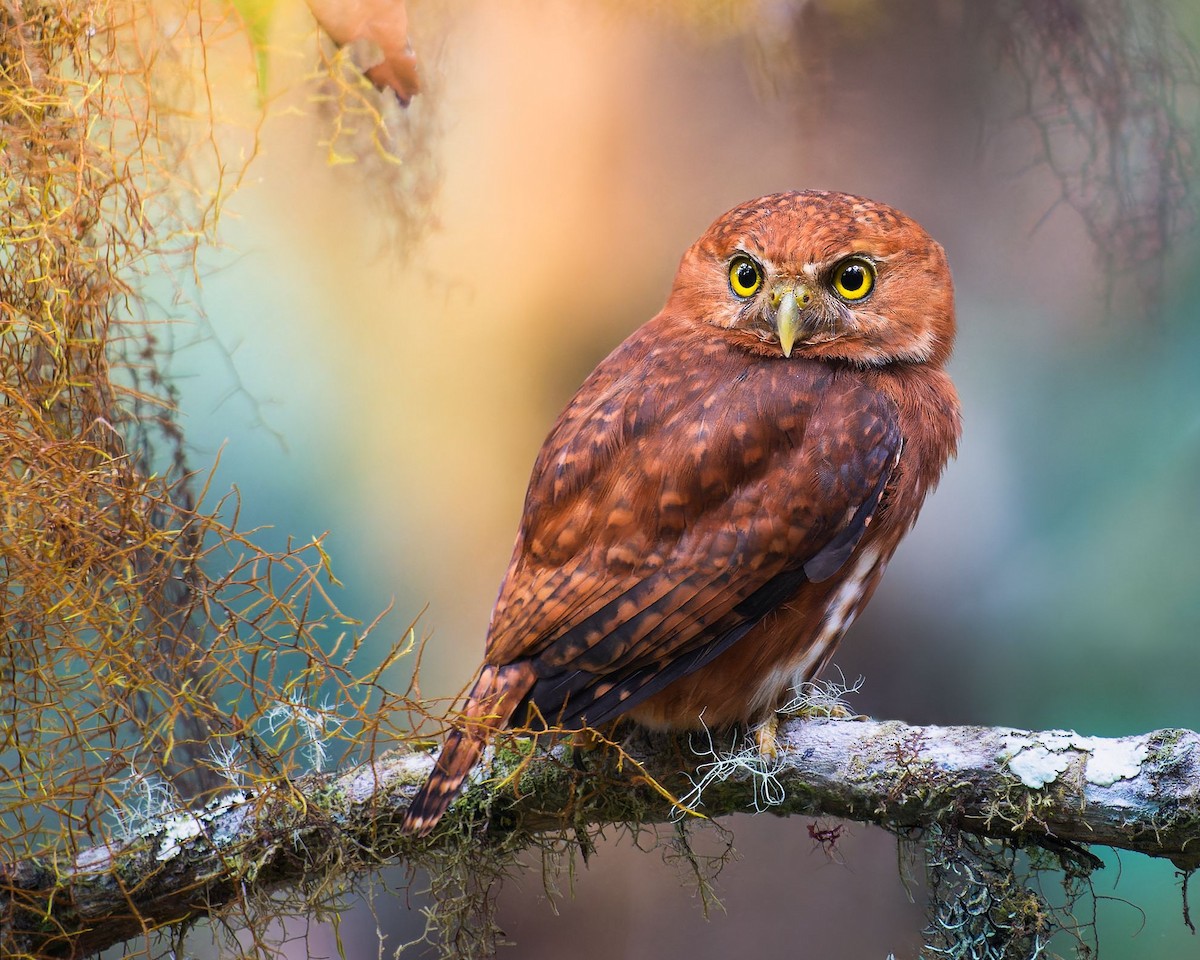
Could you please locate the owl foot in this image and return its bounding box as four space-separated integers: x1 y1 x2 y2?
779 676 867 720
781 699 860 720
754 714 780 760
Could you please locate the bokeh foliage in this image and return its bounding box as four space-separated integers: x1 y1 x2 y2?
0 0 411 888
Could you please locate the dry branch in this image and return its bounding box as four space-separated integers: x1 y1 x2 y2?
2 716 1198 957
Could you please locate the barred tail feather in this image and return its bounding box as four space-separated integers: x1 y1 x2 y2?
402 662 535 837
401 727 485 837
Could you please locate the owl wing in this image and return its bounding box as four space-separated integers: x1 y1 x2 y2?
485 320 902 728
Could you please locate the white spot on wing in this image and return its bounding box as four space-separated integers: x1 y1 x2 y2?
747 548 882 716
819 547 881 643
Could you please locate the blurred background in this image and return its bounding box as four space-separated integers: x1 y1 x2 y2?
171 1 1200 956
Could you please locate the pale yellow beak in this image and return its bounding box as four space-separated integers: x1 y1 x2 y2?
773 286 813 358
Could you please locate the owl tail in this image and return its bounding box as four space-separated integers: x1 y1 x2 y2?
401 663 531 837
400 725 485 837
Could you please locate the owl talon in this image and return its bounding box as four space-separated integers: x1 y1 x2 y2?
754 715 780 760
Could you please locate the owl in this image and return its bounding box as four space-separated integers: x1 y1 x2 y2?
402 190 961 837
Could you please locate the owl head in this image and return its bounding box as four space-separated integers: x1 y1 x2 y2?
667 190 956 368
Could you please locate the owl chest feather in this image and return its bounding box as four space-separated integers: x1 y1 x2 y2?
627 360 958 730
490 324 957 730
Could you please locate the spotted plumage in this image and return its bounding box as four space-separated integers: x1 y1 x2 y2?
401 190 961 836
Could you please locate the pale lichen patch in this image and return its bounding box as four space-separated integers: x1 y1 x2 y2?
1006 745 1072 788
1081 735 1147 786
74 842 120 873
348 753 433 804
208 796 253 844
999 730 1147 789
156 813 203 862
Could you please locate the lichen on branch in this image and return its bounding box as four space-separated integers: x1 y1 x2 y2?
3 716 1197 958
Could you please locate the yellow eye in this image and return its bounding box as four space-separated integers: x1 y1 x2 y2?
728 256 763 298
831 257 876 302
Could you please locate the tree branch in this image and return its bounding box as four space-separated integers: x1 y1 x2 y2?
4 717 1198 958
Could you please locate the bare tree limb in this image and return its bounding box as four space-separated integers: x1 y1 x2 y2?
3 717 1198 958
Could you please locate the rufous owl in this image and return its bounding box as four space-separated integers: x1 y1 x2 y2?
402 190 960 836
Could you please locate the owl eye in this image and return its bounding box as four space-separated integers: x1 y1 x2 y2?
831 257 876 302
728 256 763 298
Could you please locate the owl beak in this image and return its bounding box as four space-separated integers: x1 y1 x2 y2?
773 286 813 358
